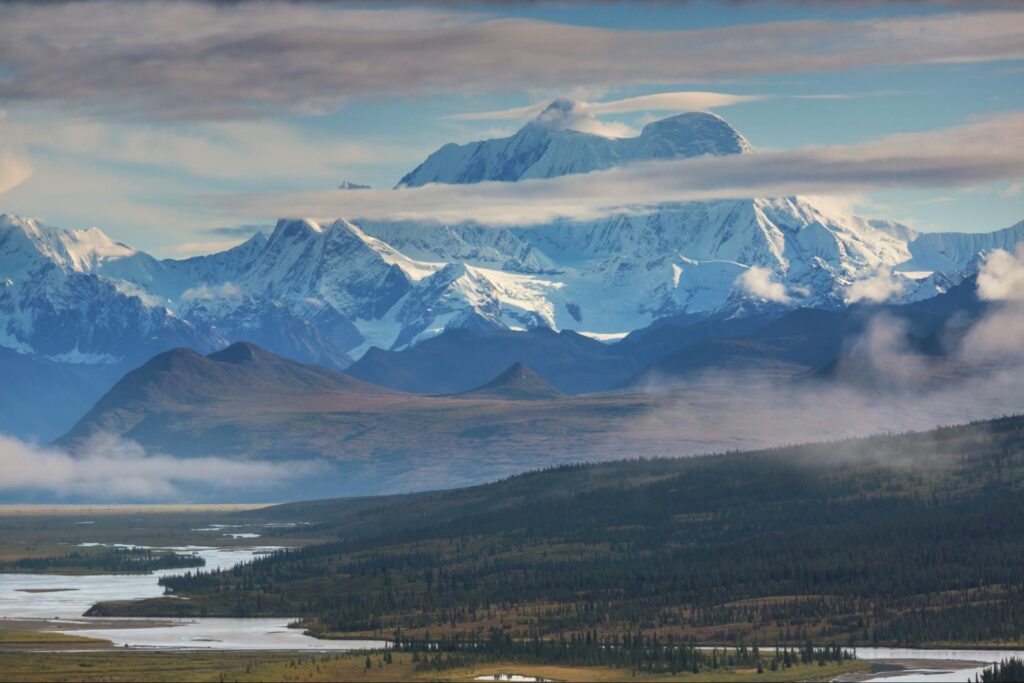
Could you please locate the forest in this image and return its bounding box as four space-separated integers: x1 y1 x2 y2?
90 415 1024 647
0 546 205 574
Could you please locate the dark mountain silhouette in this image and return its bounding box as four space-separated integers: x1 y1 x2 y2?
57 341 390 447
453 362 563 401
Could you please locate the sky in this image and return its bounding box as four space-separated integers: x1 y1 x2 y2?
0 0 1022 257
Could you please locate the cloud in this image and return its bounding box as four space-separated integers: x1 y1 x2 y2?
0 113 424 251
621 301 1024 466
735 266 791 303
206 224 273 238
164 241 252 257
841 313 930 385
0 432 318 501
960 244 1024 362
961 303 1024 362
1 117 418 181
524 100 640 138
976 244 1024 301
215 113 1024 226
450 91 763 123
0 4 1021 119
847 265 905 303
1000 181 1023 198
0 150 32 194
180 281 244 301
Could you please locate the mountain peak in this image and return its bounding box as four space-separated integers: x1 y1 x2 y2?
454 361 562 401
270 218 324 238
57 342 395 449
639 111 751 155
531 97 580 130
397 108 750 187
208 341 265 364
542 97 577 115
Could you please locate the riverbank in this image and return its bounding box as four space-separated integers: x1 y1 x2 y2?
0 650 869 682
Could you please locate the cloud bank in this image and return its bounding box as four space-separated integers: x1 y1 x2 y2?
0 4 1021 119
216 113 1024 226
0 432 318 501
450 92 764 123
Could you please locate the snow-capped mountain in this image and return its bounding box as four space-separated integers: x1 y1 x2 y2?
398 100 751 186
0 214 209 362
2 102 1022 377
0 214 353 368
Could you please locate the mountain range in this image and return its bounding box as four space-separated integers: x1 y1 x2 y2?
47 264 1022 500
2 99 1022 441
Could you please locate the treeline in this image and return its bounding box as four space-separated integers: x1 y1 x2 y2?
2 547 205 574
133 416 1024 646
397 629 851 674
978 657 1024 682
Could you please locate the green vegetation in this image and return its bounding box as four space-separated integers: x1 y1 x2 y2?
0 547 204 574
398 633 851 676
0 631 110 647
980 657 1024 682
0 649 867 682
87 415 1024 650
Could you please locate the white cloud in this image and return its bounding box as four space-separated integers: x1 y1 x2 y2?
165 241 251 258
1000 181 1023 198
180 281 244 302
216 113 1024 226
450 91 762 123
735 266 791 303
800 193 871 218
961 244 1024 363
961 304 1024 362
842 313 929 385
0 5 1021 119
521 99 640 138
847 265 905 304
976 245 1024 301
0 113 427 253
2 117 419 182
0 432 318 501
0 150 32 194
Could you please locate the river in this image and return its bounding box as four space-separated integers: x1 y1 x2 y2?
2 543 1021 673
846 646 1024 682
0 542 387 651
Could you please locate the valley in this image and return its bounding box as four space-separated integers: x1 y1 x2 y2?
81 416 1024 649
2 4 1023 680
4 416 1024 681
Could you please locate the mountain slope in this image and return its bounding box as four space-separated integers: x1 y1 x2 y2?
0 214 215 362
346 326 639 395
58 341 389 448
628 308 850 388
